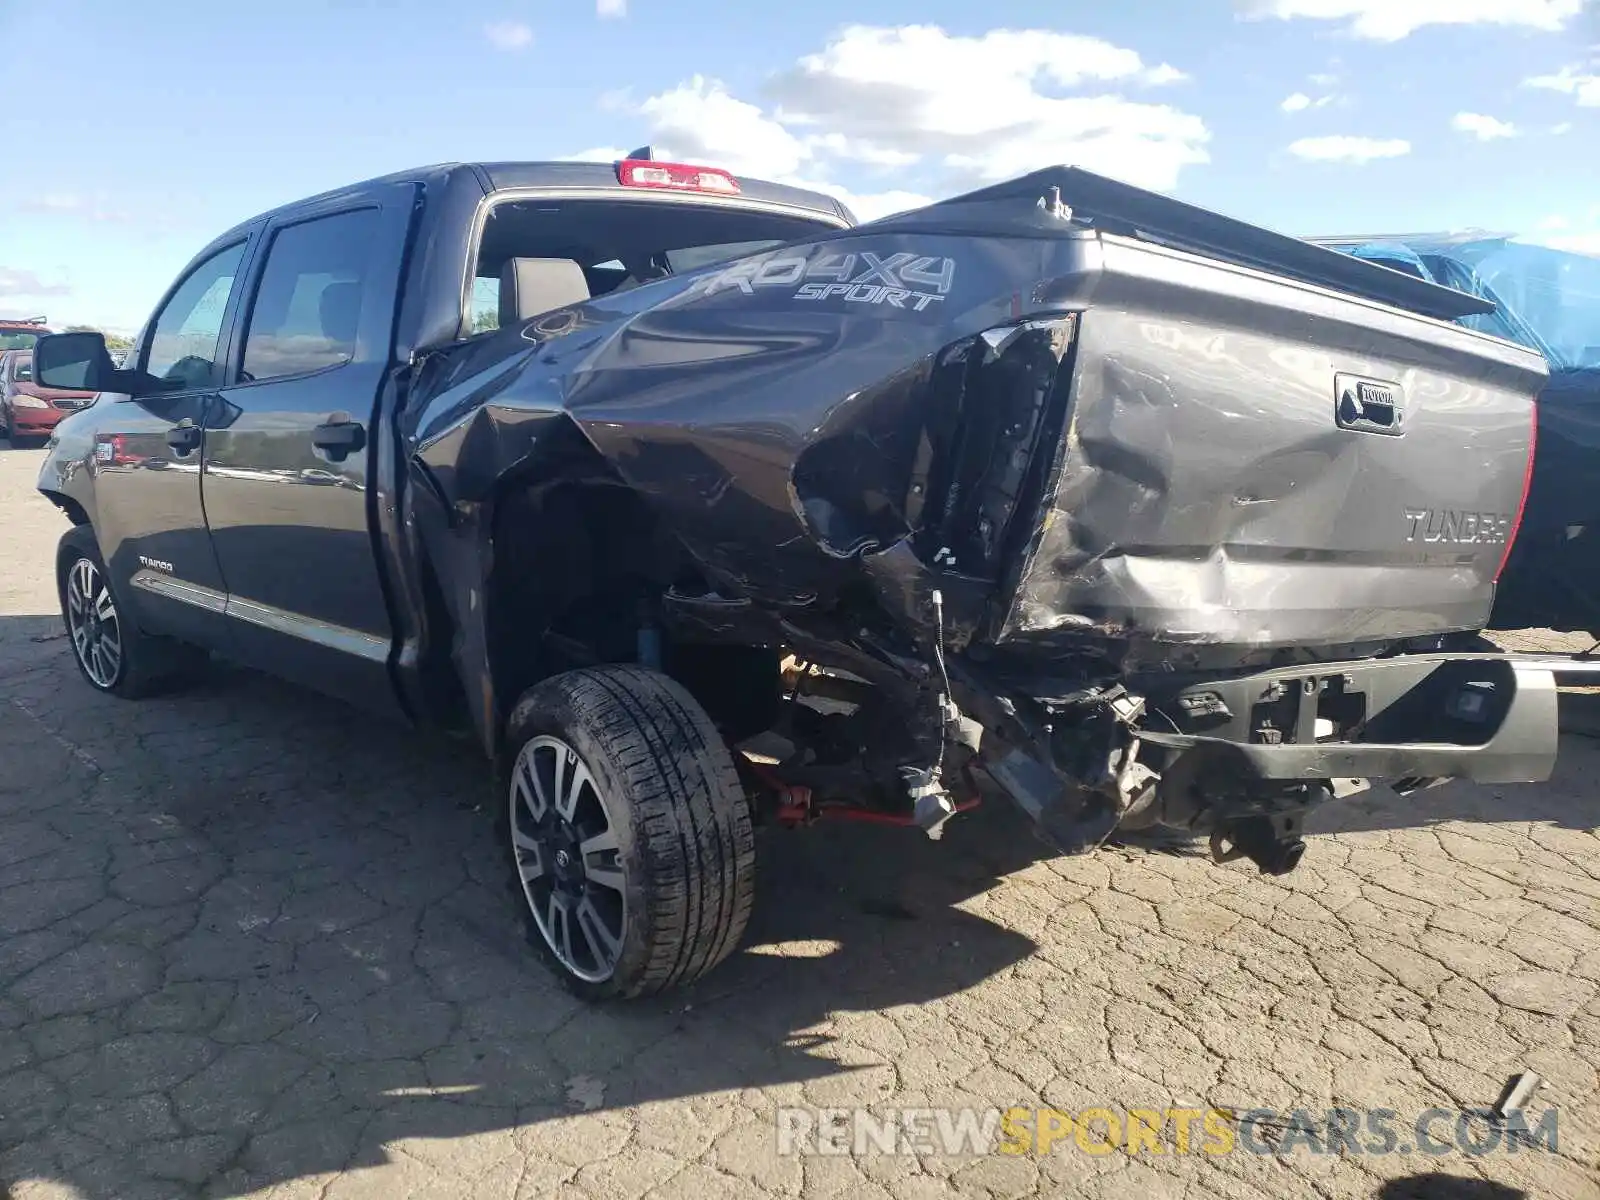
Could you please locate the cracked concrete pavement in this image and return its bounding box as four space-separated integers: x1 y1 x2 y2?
1 439 1597 1199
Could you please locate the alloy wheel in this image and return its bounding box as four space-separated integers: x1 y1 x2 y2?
508 735 627 982
65 557 122 689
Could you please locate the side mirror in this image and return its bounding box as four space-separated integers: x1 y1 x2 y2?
34 331 115 391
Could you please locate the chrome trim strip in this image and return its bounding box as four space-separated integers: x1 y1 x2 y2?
224 596 390 662
129 569 227 613
128 569 389 662
202 466 297 484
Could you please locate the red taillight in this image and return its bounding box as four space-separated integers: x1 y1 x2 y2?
616 158 740 195
1494 401 1538 583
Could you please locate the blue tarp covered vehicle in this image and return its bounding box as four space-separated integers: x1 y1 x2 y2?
1316 233 1600 632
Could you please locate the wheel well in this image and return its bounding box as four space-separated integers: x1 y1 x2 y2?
42 491 89 527
486 474 780 742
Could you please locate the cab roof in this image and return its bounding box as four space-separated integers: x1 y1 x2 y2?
223 160 855 242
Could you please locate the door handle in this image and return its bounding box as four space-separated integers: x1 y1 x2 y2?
312 412 366 462
166 419 201 456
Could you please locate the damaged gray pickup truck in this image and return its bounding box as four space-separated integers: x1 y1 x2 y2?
33 157 1572 998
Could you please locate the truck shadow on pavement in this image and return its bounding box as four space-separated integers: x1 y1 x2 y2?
1373 1174 1526 1200
0 636 1044 1198
2 626 1593 1198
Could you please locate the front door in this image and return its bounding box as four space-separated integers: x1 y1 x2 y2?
93 237 253 651
201 190 414 715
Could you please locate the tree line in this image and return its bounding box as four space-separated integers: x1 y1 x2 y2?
63 324 135 351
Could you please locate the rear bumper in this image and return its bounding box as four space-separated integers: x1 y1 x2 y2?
960 651 1568 855
1135 653 1560 786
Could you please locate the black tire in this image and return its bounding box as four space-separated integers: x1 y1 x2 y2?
56 526 206 698
499 665 756 1000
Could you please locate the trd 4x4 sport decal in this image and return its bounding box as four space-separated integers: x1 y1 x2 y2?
689 251 957 312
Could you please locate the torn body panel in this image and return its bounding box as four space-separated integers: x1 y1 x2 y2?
994 237 1544 668
400 168 1554 861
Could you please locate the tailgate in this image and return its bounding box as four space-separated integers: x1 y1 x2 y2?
990 232 1548 660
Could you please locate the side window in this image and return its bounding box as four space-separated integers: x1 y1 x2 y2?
468 276 500 335
143 242 248 390
240 209 380 384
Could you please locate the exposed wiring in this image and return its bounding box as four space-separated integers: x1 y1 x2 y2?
930 589 953 776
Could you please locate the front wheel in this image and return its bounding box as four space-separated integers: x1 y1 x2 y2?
56 526 205 698
500 665 756 1000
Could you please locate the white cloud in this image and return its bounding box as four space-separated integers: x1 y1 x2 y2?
1143 63 1190 85
1281 90 1336 112
1525 64 1600 106
597 0 626 16
1538 232 1600 254
563 146 631 162
638 76 812 180
484 21 534 51
794 181 933 222
1238 0 1584 40
1530 208 1600 254
1552 120 1574 133
1289 134 1412 162
1452 111 1520 139
760 24 1207 191
16 193 131 222
0 267 70 298
587 25 1208 221
801 133 919 168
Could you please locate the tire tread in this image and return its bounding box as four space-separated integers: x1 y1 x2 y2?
504 665 754 999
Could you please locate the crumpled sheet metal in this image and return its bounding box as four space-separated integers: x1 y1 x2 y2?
991 272 1545 666
402 201 1546 679
408 224 1092 607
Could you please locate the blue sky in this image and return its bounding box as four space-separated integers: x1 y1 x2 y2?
2 0 1597 331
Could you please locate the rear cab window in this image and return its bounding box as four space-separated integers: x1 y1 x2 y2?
0 330 44 352
464 197 839 335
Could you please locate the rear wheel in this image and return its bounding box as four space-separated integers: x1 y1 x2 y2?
57 526 205 698
500 665 756 1000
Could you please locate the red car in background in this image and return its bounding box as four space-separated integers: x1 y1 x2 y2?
0 349 98 445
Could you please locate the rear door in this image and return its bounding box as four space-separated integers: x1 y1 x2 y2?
201 186 414 715
90 237 254 650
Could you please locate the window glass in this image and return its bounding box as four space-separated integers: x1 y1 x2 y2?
15 354 32 381
469 276 500 334
241 209 380 383
144 242 247 389
664 240 784 272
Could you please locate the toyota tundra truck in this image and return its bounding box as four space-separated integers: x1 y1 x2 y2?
31 157 1575 999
